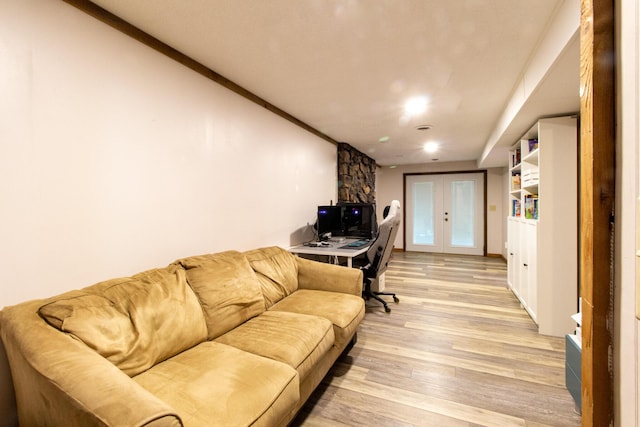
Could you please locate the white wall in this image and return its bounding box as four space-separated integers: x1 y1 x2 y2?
486 167 506 257
376 160 505 255
0 0 337 308
615 0 639 425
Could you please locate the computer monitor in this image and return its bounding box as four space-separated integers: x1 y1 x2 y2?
316 203 378 240
338 203 377 239
316 205 343 238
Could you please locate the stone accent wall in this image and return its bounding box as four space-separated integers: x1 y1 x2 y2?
337 143 376 203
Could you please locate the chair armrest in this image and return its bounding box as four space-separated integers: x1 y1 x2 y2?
0 301 181 427
296 257 363 296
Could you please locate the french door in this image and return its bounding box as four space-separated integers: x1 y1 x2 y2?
405 172 485 255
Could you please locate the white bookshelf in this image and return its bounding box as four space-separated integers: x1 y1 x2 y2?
506 116 578 337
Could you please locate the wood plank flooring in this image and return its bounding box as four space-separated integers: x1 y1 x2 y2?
291 252 582 427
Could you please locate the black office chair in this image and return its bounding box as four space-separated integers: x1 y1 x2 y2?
361 200 401 313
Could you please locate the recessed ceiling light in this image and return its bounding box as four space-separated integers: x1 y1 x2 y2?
404 96 428 116
423 142 438 153
415 124 433 131
378 136 390 143
389 165 397 169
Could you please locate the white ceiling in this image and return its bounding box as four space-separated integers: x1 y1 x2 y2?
89 0 580 168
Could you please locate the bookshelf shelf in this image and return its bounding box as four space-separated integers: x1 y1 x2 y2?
506 116 578 337
523 149 539 165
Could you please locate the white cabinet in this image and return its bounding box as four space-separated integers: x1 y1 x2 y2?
506 116 578 337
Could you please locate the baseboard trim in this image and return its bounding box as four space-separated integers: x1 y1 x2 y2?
487 253 507 263
395 249 505 262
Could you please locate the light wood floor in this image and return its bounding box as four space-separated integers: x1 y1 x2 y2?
292 251 582 427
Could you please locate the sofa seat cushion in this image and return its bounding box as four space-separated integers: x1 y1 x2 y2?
215 310 334 381
244 247 299 308
134 341 299 427
269 290 365 349
176 251 266 339
38 265 208 377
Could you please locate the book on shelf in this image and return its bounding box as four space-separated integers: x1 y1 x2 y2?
524 194 539 219
512 199 521 217
511 147 521 167
511 172 521 190
528 138 538 152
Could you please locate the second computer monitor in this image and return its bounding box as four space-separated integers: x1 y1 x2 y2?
340 203 377 239
316 203 377 240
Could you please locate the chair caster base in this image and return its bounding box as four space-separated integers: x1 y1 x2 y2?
363 287 399 313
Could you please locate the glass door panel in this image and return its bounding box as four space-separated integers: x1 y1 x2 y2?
448 180 474 247
405 175 442 252
413 182 434 245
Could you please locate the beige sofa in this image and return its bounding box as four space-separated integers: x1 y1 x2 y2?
0 246 365 426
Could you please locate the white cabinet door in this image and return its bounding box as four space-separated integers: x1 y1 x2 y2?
507 218 537 323
519 222 530 306
524 222 538 321
507 218 519 291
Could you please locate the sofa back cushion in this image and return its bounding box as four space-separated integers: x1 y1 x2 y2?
176 250 265 339
38 264 207 377
243 247 299 308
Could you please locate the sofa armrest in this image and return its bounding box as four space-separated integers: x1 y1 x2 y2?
0 301 182 427
296 257 363 296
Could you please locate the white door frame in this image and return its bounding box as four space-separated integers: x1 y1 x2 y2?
403 171 487 256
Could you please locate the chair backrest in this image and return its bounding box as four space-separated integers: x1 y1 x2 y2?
365 200 401 278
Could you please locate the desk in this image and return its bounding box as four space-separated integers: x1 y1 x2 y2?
289 239 370 268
